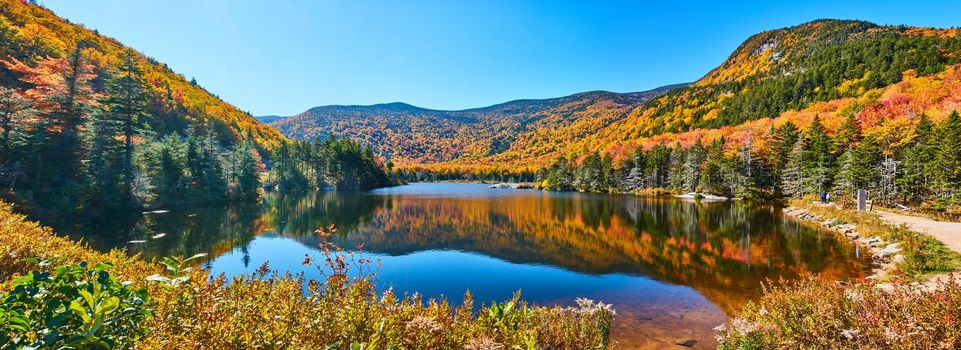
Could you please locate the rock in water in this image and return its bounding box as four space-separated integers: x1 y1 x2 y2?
675 339 698 347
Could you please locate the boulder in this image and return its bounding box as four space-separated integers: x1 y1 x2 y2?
877 243 902 258
891 254 906 265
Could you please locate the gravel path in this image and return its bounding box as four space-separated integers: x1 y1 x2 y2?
876 211 961 255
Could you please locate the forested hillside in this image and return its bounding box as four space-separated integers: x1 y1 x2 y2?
392 19 961 211
444 19 961 171
271 20 961 181
0 0 397 219
269 87 682 164
0 0 283 148
530 24 961 211
586 20 961 142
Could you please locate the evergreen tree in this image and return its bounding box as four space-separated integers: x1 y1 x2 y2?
935 111 961 201
768 121 800 170
801 115 834 195
833 148 855 204
185 129 227 201
646 142 671 188
699 137 727 195
624 149 645 192
111 51 151 198
898 114 936 202
545 157 574 191
781 140 805 197
683 139 706 192
736 133 763 198
92 50 150 204
834 112 862 152
137 134 187 205
668 144 686 191
722 153 744 198
835 136 881 203
85 104 124 208
56 43 99 188
232 140 260 201
0 87 31 164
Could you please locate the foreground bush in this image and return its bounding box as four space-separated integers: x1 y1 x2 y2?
0 202 613 349
1 261 152 349
716 276 961 349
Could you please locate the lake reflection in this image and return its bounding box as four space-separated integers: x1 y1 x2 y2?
67 183 871 348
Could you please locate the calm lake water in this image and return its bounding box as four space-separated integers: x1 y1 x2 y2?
67 183 872 348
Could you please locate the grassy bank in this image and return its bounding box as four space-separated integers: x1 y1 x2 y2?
717 200 961 349
0 201 613 349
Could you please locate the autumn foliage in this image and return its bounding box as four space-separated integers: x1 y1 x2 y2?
0 0 283 148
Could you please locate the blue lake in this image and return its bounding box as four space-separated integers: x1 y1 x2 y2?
69 183 872 348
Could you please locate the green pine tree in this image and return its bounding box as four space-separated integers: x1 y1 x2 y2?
898 114 936 203
935 111 961 202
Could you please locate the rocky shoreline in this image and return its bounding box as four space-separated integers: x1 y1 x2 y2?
782 206 904 284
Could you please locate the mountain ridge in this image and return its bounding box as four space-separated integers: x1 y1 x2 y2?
262 87 687 119
268 18 961 173
268 85 684 164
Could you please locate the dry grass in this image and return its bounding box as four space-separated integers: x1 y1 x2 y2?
717 276 961 349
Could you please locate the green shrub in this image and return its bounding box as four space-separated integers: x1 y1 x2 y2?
0 260 152 349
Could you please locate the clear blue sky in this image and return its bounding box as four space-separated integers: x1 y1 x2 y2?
42 0 961 116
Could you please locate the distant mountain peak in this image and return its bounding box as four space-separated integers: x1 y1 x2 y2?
268 85 683 163
269 18 961 172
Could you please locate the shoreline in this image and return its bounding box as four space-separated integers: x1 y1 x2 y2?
781 201 961 291
782 205 902 283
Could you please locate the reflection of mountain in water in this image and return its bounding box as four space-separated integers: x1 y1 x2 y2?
308 193 870 312
67 186 870 313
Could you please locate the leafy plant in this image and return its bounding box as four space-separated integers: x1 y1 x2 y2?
145 253 207 290
0 259 152 349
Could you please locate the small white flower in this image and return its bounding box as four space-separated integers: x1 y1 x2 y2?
731 318 759 334
464 336 503 350
841 329 860 340
405 316 441 333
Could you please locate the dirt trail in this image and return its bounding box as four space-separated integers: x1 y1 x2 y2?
876 211 961 255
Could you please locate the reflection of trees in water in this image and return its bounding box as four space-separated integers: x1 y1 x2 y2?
69 189 870 313
128 203 264 265
319 194 870 313
258 191 382 236
69 191 383 267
